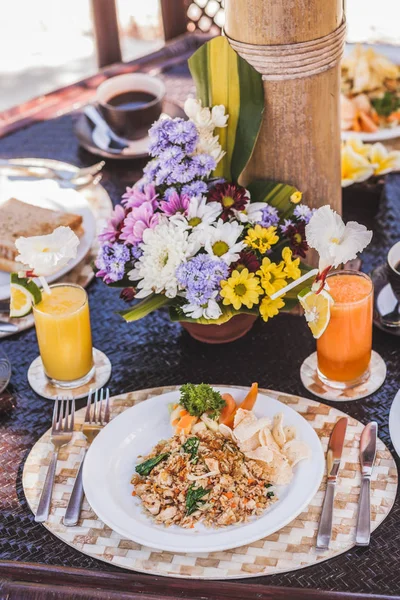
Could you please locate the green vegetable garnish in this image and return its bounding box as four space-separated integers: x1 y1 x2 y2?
179 383 226 419
183 437 200 462
135 453 170 476
267 491 275 499
371 92 400 117
185 484 210 515
265 483 272 489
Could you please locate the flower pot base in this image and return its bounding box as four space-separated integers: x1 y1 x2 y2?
181 314 257 344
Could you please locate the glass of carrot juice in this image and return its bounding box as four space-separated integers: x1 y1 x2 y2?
317 270 373 389
32 283 95 388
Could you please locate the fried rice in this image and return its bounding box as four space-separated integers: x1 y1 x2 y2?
131 429 277 528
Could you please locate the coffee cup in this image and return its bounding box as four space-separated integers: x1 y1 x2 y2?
96 73 165 140
387 240 400 301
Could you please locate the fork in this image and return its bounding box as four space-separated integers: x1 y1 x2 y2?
0 159 105 184
63 387 110 527
35 397 75 523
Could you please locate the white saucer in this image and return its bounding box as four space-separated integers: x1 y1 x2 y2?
389 389 400 457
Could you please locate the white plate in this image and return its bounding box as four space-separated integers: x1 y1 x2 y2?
83 387 324 553
0 178 96 300
389 389 400 458
341 127 400 143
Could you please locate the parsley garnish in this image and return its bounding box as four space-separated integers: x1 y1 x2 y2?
267 491 275 499
371 92 400 117
135 453 170 476
185 484 210 515
265 483 272 489
179 383 225 419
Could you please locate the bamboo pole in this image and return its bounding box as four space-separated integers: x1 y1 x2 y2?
224 0 344 214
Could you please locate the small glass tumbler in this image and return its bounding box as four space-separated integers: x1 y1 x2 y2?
32 283 95 388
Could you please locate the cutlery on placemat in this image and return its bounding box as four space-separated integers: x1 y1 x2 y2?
63 387 110 527
0 159 105 186
35 397 75 523
356 421 378 546
316 416 348 549
83 105 129 153
0 321 18 333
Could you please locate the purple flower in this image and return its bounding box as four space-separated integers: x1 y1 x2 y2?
131 244 143 260
163 187 178 200
191 153 216 177
167 119 198 153
182 180 208 197
95 242 130 284
171 159 197 184
158 146 185 169
143 159 159 182
120 202 159 244
293 205 315 224
148 118 175 155
122 183 158 209
159 191 190 217
176 254 229 305
98 204 126 243
280 218 294 234
258 205 280 228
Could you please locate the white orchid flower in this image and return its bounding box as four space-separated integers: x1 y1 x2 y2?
305 205 372 271
15 226 80 277
182 291 222 320
369 142 400 176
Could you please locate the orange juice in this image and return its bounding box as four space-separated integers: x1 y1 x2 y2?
317 271 373 387
33 284 94 386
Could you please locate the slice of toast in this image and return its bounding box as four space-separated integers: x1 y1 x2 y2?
0 198 84 272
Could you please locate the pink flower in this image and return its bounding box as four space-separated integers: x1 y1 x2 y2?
99 204 126 243
122 183 158 210
120 202 159 244
159 191 190 217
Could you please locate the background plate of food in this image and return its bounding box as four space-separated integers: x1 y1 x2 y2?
83 384 324 553
0 178 96 300
341 45 400 142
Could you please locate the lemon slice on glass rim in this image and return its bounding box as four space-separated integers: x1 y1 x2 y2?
9 273 42 318
298 288 334 339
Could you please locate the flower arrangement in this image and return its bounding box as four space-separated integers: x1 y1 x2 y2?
341 137 400 187
95 98 315 326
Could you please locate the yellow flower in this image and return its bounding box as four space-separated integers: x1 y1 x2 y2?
260 296 285 322
345 137 371 157
290 191 302 204
245 225 279 254
220 268 263 310
257 257 287 297
341 144 375 187
369 142 400 176
282 247 301 280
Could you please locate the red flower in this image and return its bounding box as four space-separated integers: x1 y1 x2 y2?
120 287 136 302
230 251 260 274
207 182 248 222
284 222 309 258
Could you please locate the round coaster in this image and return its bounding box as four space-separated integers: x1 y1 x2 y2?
300 350 386 402
22 385 397 580
371 263 400 336
27 348 111 400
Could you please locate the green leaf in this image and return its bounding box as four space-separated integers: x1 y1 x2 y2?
135 453 170 476
169 303 259 325
188 36 264 182
118 294 171 322
246 180 300 219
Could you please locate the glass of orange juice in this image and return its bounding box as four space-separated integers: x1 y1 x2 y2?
317 270 373 389
32 283 94 388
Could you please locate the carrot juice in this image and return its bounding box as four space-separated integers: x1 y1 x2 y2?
33 283 94 387
317 271 373 388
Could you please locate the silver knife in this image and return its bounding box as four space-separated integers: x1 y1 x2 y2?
356 421 377 546
316 416 348 549
0 322 18 333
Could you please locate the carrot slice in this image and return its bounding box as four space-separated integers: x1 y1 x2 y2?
219 393 237 425
224 382 259 428
352 114 362 132
175 414 197 434
358 110 378 133
388 110 400 123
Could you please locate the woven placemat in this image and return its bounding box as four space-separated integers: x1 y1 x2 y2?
22 386 398 580
0 178 113 339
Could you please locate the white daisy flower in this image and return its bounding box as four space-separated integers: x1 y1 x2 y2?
172 196 221 231
305 205 373 270
196 130 225 164
128 222 194 298
182 292 222 320
200 219 245 264
234 201 266 224
15 226 79 277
